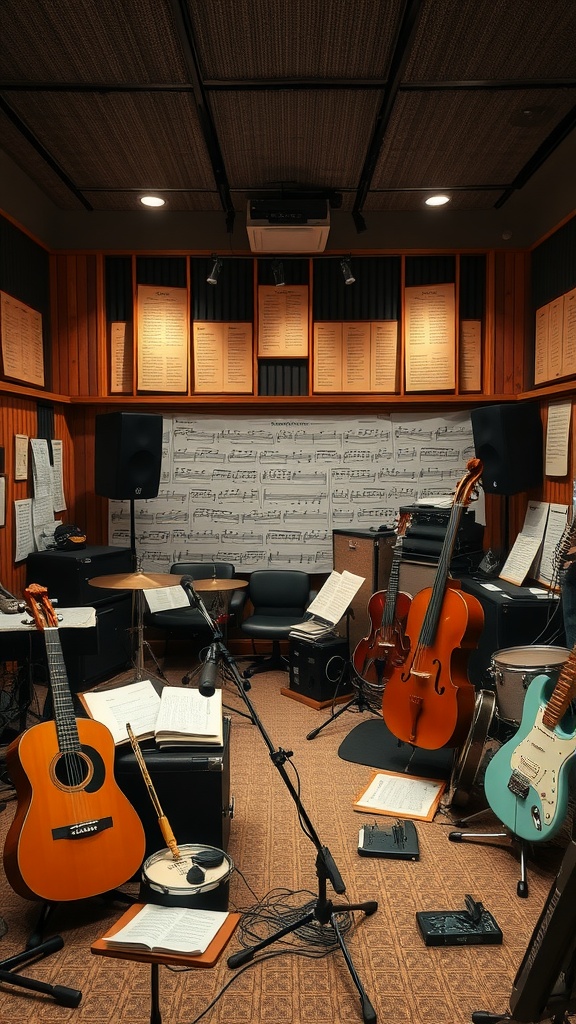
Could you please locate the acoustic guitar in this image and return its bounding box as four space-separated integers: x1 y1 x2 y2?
483 645 576 842
381 458 484 750
3 584 146 903
352 513 411 692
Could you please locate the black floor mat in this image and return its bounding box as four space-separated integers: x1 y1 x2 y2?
338 717 453 779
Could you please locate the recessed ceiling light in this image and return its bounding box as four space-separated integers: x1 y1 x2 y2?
425 194 450 207
140 195 165 208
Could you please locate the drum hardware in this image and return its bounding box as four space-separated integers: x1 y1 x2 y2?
125 723 232 910
442 691 498 812
488 645 571 727
89 568 182 683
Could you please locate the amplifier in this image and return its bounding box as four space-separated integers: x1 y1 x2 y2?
289 635 350 702
332 529 395 650
400 505 483 565
26 546 133 606
115 717 232 860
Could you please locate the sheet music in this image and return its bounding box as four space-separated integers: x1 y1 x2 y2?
107 410 476 573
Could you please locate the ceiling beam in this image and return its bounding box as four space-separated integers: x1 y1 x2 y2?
352 0 427 227
167 0 235 232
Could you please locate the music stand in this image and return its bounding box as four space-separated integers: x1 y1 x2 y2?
181 579 378 1023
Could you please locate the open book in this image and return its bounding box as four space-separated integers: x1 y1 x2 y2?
101 903 229 956
289 569 365 640
79 679 223 747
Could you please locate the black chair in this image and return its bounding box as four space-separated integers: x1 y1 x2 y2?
144 561 246 660
241 570 314 678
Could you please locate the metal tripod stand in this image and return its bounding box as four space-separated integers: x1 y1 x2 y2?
181 579 378 1023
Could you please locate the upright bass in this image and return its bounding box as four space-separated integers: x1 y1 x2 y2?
382 459 484 751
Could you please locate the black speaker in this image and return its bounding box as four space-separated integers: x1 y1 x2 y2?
289 635 350 702
470 402 543 494
95 412 162 499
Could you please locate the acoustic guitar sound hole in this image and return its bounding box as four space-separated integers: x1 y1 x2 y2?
52 745 105 792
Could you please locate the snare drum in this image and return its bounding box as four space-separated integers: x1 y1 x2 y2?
489 645 570 725
140 844 233 911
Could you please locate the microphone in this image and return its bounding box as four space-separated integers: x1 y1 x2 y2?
180 575 200 607
199 644 218 697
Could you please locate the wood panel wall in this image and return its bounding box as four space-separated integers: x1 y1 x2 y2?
1 246 573 600
0 395 74 597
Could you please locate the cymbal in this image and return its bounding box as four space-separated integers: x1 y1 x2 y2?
192 578 248 592
89 572 183 591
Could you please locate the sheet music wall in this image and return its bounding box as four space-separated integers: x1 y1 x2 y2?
107 411 476 574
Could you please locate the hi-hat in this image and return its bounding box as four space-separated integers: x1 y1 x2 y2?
89 571 183 591
192 578 248 592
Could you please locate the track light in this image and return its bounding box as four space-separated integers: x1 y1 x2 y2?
272 260 285 287
207 256 223 285
340 258 355 285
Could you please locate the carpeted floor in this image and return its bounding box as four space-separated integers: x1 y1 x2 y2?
0 656 571 1024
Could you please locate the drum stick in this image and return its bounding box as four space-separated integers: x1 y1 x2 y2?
126 722 181 860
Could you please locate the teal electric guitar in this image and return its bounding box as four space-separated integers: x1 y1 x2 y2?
483 646 576 842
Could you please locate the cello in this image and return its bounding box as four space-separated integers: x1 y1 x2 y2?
352 514 411 704
381 458 484 751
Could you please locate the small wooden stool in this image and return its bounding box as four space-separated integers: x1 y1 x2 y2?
92 903 240 1024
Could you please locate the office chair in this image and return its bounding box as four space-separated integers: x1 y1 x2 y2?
241 569 314 678
144 561 245 660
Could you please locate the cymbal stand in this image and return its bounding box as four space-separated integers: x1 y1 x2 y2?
180 580 378 1023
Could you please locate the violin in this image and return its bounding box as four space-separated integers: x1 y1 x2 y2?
352 513 411 696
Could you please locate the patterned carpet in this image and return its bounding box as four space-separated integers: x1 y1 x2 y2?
0 658 570 1024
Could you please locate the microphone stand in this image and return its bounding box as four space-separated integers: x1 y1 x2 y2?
180 578 378 1024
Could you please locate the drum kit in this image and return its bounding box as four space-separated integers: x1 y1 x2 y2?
88 569 247 681
444 644 571 809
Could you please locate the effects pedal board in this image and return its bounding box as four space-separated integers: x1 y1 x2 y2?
358 820 419 861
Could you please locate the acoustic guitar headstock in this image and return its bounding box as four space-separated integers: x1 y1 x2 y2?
24 583 59 630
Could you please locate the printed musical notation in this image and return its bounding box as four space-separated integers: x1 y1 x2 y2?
108 412 476 572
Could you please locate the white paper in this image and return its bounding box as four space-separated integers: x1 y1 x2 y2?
0 606 96 632
14 498 35 561
81 679 162 745
144 586 189 613
536 503 570 586
104 904 228 955
30 438 52 499
545 401 571 478
50 439 67 511
354 772 443 818
499 535 543 586
306 570 365 625
155 687 223 742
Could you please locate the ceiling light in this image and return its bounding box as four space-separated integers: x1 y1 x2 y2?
425 194 451 207
140 195 165 207
340 258 355 285
272 260 285 287
207 257 223 285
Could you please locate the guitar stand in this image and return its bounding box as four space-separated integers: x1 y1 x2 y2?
180 582 378 1023
448 815 529 898
0 934 82 1006
26 889 137 949
306 666 376 740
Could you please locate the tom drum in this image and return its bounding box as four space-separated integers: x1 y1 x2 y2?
489 645 570 725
